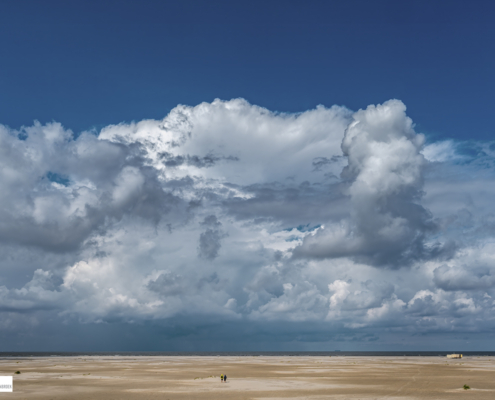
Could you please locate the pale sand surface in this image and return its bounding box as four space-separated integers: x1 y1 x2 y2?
1 355 495 399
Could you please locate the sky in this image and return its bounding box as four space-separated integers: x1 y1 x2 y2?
0 0 495 351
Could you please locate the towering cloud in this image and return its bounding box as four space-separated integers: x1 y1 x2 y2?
295 100 445 267
0 99 495 350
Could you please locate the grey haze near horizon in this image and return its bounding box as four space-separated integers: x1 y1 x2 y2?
1 98 495 351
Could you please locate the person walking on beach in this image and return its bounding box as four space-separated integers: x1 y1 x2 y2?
220 374 224 382
224 374 227 382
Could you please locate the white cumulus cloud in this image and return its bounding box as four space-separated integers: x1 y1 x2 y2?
1 98 495 349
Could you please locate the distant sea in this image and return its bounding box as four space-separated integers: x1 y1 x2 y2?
1 351 495 358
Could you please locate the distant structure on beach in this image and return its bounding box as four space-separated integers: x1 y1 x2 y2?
446 354 463 359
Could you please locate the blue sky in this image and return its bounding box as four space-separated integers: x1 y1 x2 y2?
1 1 495 351
1 0 494 139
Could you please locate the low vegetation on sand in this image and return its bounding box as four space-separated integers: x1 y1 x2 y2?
463 384 470 390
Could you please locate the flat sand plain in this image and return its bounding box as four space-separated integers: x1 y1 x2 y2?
1 355 495 399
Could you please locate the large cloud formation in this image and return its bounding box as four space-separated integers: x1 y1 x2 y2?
1 98 495 350
294 100 448 266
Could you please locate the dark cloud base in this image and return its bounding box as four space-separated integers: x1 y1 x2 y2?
2 317 494 352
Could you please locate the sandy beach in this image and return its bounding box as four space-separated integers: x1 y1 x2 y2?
1 355 494 399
